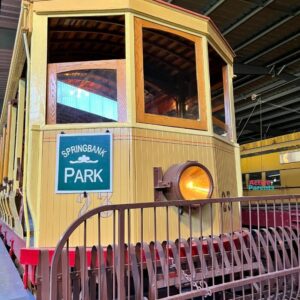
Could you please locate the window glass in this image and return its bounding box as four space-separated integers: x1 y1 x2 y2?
142 28 199 120
56 69 118 124
242 174 247 189
249 172 262 181
266 170 281 187
48 16 125 64
47 16 126 124
208 45 228 137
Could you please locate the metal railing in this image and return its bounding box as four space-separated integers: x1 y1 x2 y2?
41 195 300 299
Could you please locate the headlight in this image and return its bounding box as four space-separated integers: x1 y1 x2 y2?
179 165 212 200
157 161 213 201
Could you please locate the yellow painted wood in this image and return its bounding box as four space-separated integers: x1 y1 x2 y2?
281 169 300 187
31 125 239 245
26 129 43 246
0 135 5 183
8 105 17 181
241 132 300 154
125 13 136 124
234 145 243 197
13 80 26 190
8 191 23 237
0 192 8 224
241 151 300 173
132 128 240 240
202 37 213 135
4 98 24 235
0 193 5 222
29 14 47 125
37 127 131 247
1 193 9 225
23 13 48 246
3 192 13 227
227 64 236 142
3 105 12 181
22 73 31 247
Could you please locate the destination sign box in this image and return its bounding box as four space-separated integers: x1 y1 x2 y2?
56 133 112 193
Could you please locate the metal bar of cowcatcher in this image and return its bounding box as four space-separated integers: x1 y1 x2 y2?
46 194 300 300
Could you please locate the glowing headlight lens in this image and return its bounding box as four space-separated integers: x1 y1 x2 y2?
161 161 213 202
179 165 212 200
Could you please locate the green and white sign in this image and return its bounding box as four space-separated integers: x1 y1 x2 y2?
56 133 112 193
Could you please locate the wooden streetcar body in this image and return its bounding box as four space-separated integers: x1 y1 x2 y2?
0 0 241 253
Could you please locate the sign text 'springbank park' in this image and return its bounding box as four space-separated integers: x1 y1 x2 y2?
56 133 112 193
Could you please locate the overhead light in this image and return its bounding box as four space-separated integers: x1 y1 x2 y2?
251 93 260 101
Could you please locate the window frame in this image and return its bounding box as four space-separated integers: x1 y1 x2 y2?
208 43 232 140
47 59 126 124
134 18 207 130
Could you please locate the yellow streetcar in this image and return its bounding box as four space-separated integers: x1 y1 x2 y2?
0 0 248 298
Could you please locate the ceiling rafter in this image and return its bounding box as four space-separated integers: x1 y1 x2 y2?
236 90 300 119
233 53 300 98
204 0 226 15
234 75 300 104
280 121 300 130
243 32 300 64
237 122 284 136
267 114 300 126
222 0 274 36
234 9 300 52
251 104 300 123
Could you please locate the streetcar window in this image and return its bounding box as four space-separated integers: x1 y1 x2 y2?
242 174 247 189
48 16 125 64
47 16 126 124
208 44 230 138
56 69 118 123
248 172 262 181
266 170 281 187
135 18 207 130
143 28 198 120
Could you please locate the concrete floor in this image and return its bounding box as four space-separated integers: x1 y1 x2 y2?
0 239 34 300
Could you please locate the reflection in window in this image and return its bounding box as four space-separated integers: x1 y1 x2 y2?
142 28 199 120
249 172 262 181
266 170 281 187
56 69 118 124
208 45 228 137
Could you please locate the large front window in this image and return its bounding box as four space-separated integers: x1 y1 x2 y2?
135 18 207 130
47 15 126 124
